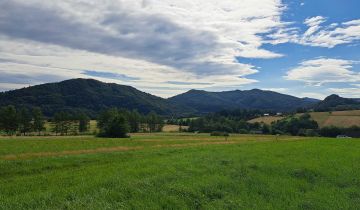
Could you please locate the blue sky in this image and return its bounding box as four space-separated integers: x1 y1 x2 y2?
242 0 360 99
0 0 359 99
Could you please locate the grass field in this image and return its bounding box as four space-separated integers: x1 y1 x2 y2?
163 124 189 132
1 133 360 209
309 110 360 128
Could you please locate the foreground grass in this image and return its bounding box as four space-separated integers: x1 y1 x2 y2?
0 134 359 209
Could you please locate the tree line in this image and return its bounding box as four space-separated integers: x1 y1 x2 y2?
97 109 164 138
186 111 360 138
0 106 165 137
270 113 360 137
187 114 269 134
50 111 90 135
0 105 46 135
0 105 91 136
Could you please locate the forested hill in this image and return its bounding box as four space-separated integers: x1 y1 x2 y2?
0 79 193 117
168 89 319 113
313 94 360 111
0 78 325 117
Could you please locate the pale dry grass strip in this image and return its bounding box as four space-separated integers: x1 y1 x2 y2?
1 146 143 160
0 141 238 160
0 136 307 160
152 141 237 148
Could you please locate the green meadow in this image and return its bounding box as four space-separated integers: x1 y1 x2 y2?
0 134 359 209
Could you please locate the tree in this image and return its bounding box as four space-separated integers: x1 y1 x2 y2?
0 105 18 135
18 107 33 136
261 124 270 134
78 112 90 133
271 114 318 136
52 111 72 135
32 107 45 135
105 114 129 138
146 111 164 132
146 112 157 132
97 109 130 138
128 110 141 133
319 126 343 137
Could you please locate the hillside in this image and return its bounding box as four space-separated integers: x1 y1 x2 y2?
309 110 360 128
7 79 359 118
0 79 323 117
0 79 193 117
169 89 319 113
314 94 360 111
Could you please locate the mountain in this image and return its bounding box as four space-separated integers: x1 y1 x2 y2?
314 94 360 111
0 79 193 117
168 89 319 113
302 97 321 103
0 79 323 117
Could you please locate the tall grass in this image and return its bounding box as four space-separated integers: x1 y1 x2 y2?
0 134 359 209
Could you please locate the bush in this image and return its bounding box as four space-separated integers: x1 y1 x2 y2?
271 114 318 136
319 126 343 137
305 129 319 137
97 109 130 138
344 126 360 138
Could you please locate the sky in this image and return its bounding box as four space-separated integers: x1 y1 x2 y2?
0 0 359 99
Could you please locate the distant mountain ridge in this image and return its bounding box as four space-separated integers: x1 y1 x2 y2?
314 94 360 111
2 78 349 117
0 79 193 117
168 88 319 113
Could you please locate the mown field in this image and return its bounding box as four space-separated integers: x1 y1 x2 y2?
249 110 360 128
1 133 360 209
309 110 360 128
248 116 284 125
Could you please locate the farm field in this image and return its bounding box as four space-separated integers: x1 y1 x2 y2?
1 133 360 209
309 110 360 128
248 116 284 125
249 110 360 128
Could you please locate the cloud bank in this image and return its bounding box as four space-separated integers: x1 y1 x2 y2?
0 0 359 97
285 58 360 86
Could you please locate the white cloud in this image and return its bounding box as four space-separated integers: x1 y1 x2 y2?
0 0 359 98
263 88 289 93
0 0 292 96
267 16 360 48
300 17 360 48
303 16 326 37
285 58 360 85
0 38 257 97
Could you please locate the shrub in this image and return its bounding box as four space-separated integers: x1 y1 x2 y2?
97 109 130 138
319 126 343 137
